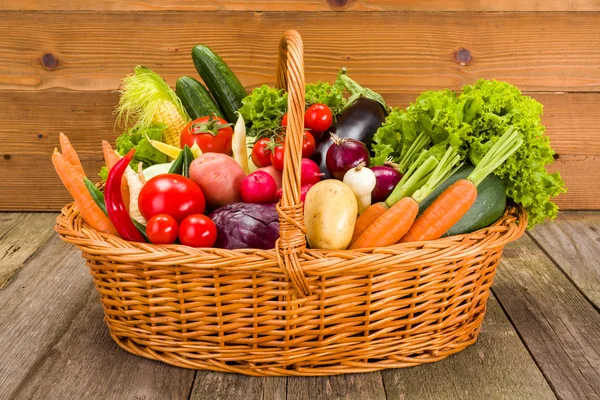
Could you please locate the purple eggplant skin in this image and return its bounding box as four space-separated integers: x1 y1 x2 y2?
311 97 386 178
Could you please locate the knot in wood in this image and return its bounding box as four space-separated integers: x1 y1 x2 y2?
455 48 472 66
328 0 353 10
41 53 59 70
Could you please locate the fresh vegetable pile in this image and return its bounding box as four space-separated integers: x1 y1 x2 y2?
52 44 565 250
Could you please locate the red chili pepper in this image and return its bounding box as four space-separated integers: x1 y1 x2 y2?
105 149 146 242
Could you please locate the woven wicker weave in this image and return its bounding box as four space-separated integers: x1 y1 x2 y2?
56 30 527 376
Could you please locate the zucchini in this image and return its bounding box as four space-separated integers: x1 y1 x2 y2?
419 164 506 236
191 45 247 123
176 76 224 120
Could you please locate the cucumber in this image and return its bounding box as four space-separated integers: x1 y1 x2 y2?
176 76 224 120
191 45 247 123
418 164 507 236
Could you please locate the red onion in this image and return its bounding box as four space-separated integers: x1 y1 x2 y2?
301 158 323 186
371 164 402 203
326 134 370 180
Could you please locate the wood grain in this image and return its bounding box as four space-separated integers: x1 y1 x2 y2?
287 372 387 400
381 295 555 400
0 90 596 211
0 213 57 288
1 12 600 93
4 0 600 12
493 235 600 400
6 0 600 12
190 372 286 400
529 212 600 309
0 235 196 399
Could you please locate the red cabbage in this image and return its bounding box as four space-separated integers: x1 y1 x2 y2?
209 202 280 250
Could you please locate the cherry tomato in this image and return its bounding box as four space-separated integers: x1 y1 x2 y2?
251 138 272 167
281 113 288 127
138 174 205 222
146 214 178 245
304 104 333 134
270 143 286 171
302 131 316 158
179 214 217 248
180 115 233 155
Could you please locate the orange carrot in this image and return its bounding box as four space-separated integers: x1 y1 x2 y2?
400 179 477 243
59 133 85 177
102 140 121 170
350 202 388 245
350 197 419 249
102 140 130 212
401 126 523 243
52 149 118 235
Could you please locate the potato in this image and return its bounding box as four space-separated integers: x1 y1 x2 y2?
189 153 246 209
304 180 357 250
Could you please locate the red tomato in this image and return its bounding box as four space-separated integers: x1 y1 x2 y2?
138 174 205 222
302 131 316 158
180 115 233 155
251 138 272 167
179 214 217 248
270 143 285 171
146 214 178 244
304 104 333 134
281 113 288 127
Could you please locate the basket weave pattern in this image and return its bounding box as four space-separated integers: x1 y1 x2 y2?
55 30 527 376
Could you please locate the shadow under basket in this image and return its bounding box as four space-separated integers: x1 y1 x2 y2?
55 30 527 376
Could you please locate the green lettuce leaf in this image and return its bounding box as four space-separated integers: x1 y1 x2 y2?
305 81 347 114
458 79 566 228
115 123 168 169
238 85 288 137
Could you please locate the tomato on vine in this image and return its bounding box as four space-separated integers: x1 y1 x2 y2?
304 104 333 135
181 115 233 155
251 138 272 167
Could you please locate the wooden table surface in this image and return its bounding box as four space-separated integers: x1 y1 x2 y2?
1 211 599 400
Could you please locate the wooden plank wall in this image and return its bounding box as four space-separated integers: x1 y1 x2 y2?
1 1 599 211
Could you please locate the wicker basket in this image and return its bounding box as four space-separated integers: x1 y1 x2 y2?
56 30 527 376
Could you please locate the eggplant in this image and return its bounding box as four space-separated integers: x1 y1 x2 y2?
311 69 387 178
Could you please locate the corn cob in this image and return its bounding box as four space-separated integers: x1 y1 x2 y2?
153 100 187 147
116 66 190 148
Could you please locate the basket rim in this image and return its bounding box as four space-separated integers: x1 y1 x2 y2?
55 201 527 274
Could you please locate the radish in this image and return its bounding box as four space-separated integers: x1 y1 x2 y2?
326 134 370 180
241 171 277 204
343 162 377 215
276 184 314 203
301 158 323 186
257 165 283 189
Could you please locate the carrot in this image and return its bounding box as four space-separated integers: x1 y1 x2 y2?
102 140 121 170
350 197 419 249
351 147 463 249
350 202 388 244
52 149 118 235
102 140 130 212
59 133 85 177
400 180 477 242
400 126 523 243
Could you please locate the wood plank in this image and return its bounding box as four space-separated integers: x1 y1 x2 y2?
287 372 387 400
0 90 596 211
381 294 555 400
0 235 195 399
1 12 600 93
4 0 600 12
529 211 600 309
493 235 600 400
0 213 57 288
190 372 286 400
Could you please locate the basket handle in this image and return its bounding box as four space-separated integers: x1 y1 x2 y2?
274 30 311 297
